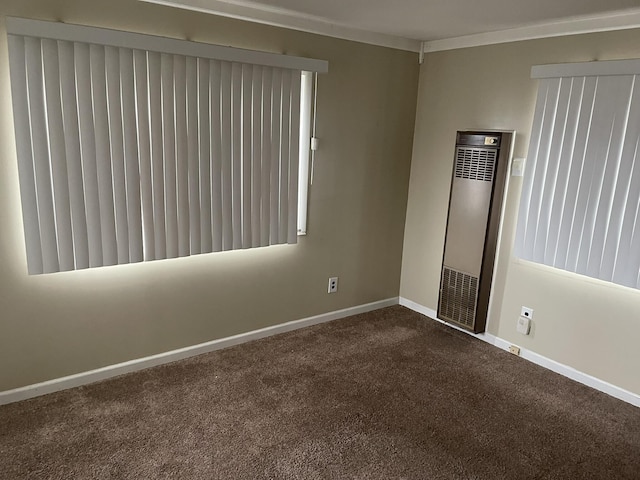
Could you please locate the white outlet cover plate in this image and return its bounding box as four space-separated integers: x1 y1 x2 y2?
520 306 533 319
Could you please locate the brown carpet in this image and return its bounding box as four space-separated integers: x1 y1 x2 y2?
1 305 639 479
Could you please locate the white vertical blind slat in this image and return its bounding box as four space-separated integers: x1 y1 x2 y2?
198 57 213 253
120 48 143 263
148 51 166 259
279 70 292 244
260 67 273 247
241 63 252 248
174 55 190 257
231 62 243 249
270 69 282 244
42 39 75 271
133 49 155 260
251 66 263 248
220 61 233 250
186 56 201 255
161 54 178 259
105 46 130 265
7 35 44 274
90 44 118 267
210 60 223 252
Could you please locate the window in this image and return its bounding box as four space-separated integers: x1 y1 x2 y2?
515 59 640 289
6 17 327 274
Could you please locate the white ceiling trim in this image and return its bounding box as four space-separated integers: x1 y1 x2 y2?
138 0 422 52
423 9 640 53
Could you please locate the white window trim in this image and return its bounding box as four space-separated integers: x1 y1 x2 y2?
297 71 313 235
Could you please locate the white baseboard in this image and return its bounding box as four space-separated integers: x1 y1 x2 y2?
5 296 638 409
399 297 640 408
0 297 398 406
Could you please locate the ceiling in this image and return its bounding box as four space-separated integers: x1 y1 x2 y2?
142 0 640 51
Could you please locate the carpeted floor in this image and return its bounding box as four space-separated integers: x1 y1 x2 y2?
1 305 639 479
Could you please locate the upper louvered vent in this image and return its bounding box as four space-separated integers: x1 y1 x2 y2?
438 267 479 328
455 147 497 182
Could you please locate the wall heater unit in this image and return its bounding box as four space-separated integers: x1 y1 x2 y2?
438 131 513 333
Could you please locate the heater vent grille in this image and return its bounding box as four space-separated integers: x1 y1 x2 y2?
439 267 479 328
455 147 497 182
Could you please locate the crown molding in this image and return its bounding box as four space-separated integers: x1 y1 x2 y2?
423 8 640 53
138 0 422 52
137 2 640 56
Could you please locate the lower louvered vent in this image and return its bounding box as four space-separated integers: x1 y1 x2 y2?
439 267 479 328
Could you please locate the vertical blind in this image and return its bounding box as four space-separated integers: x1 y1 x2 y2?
515 60 640 290
7 18 327 274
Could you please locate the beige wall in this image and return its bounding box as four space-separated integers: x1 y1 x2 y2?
0 0 419 390
401 31 640 396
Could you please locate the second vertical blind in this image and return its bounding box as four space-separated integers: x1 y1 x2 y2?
515 71 640 289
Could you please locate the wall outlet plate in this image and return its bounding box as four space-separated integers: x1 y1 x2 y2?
328 277 338 293
520 306 533 319
509 345 521 355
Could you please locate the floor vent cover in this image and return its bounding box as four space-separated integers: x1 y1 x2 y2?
439 267 479 328
455 147 497 182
